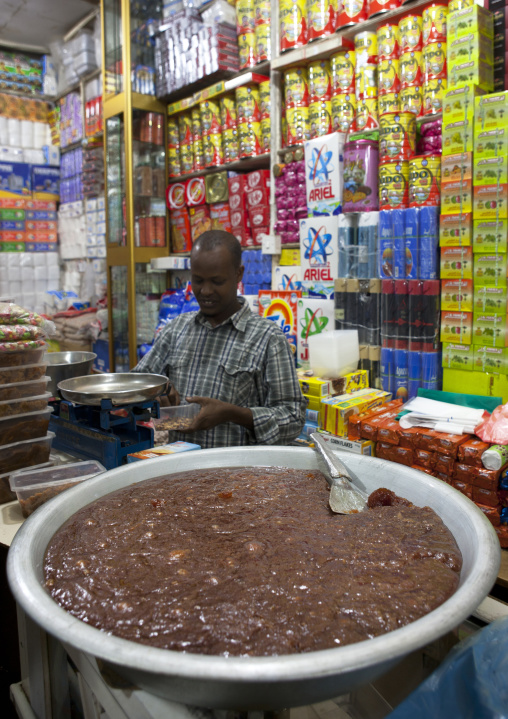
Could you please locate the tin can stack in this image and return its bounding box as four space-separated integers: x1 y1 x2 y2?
236 0 271 68
354 31 379 132
284 66 310 145
422 2 449 116
200 98 224 168
331 49 356 133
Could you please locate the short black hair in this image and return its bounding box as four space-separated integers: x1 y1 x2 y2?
191 230 242 269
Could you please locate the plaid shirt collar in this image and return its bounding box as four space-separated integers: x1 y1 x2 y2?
194 296 251 333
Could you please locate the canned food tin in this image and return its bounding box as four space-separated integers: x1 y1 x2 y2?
179 143 194 174
331 50 356 95
238 32 257 69
379 111 416 162
378 58 401 95
220 95 238 130
167 117 179 147
422 3 448 46
309 99 332 138
353 98 379 131
343 139 379 212
200 99 221 136
409 154 441 207
423 41 447 82
378 92 400 116
280 0 308 52
259 80 271 117
236 84 262 122
379 160 409 209
354 31 378 62
377 22 400 60
192 137 205 171
286 105 310 145
423 78 447 115
168 146 181 178
338 0 369 28
308 59 332 102
398 14 423 53
255 22 271 63
356 64 378 100
400 50 424 88
449 0 473 10
191 107 202 139
203 133 224 168
284 66 309 107
260 117 271 153
178 113 192 145
369 0 401 19
331 93 357 133
308 0 335 41
400 85 423 116
281 110 288 148
166 182 186 210
237 0 255 33
254 0 270 25
205 172 229 204
222 128 240 163
238 121 262 157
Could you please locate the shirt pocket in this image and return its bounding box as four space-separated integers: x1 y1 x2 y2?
218 356 259 406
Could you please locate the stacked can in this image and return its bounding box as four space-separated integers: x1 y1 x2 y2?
422 2 448 116
254 0 270 62
200 99 224 168
398 13 424 117
237 0 256 70
167 116 181 178
378 112 416 210
308 59 332 138
354 31 379 131
177 112 194 175
284 66 309 145
236 83 263 158
336 0 369 28
377 22 401 117
190 106 205 172
308 0 336 42
220 94 239 164
258 80 271 153
331 49 356 133
280 0 308 52
408 154 441 207
368 0 401 19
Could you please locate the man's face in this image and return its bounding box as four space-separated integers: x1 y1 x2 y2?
190 245 244 326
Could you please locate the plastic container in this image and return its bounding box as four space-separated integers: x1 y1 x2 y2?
0 431 54 479
152 403 200 432
0 391 50 418
0 362 47 386
0 376 50 402
308 330 360 378
9 460 106 518
0 460 55 505
0 406 53 447
0 344 47 368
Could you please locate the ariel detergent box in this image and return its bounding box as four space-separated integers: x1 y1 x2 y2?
299 215 339 282
296 298 334 366
304 133 344 216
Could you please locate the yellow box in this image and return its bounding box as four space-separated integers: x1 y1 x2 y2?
440 246 473 278
474 127 508 159
473 253 508 286
440 212 472 246
319 389 391 437
474 285 508 314
441 178 473 215
442 342 475 370
440 310 473 343
472 312 508 347
447 32 494 68
443 367 492 396
441 152 472 183
318 432 375 456
442 119 473 155
473 156 508 186
447 5 494 42
298 375 331 398
280 249 301 265
443 84 486 124
473 184 508 219
448 60 494 92
327 369 369 396
491 373 508 402
473 219 508 253
475 92 508 132
474 345 508 374
303 394 322 412
441 278 473 312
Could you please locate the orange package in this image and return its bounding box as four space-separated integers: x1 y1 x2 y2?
413 428 436 451
430 432 470 458
451 479 473 499
398 426 419 449
473 464 506 491
348 414 363 440
433 471 451 483
411 464 434 476
434 453 455 476
476 503 501 527
495 525 508 548
376 442 413 467
355 400 403 441
472 487 500 509
453 463 478 483
414 448 436 470
376 418 401 446
457 439 490 467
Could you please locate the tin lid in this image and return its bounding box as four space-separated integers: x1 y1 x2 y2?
166 182 186 209
205 172 229 204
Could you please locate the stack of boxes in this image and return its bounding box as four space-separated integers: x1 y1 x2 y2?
488 0 508 92
85 197 106 260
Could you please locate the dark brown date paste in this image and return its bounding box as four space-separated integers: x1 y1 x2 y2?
44 468 462 657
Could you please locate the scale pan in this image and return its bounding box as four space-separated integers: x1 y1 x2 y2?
57 373 169 406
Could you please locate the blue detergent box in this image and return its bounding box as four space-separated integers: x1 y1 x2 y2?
127 442 201 461
0 162 31 198
31 165 60 200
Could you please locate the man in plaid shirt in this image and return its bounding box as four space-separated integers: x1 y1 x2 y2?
134 231 306 448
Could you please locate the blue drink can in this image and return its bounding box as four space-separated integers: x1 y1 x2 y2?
378 210 394 278
381 346 393 394
404 207 419 279
419 206 439 280
394 348 408 402
408 350 421 400
422 351 441 389
392 209 406 279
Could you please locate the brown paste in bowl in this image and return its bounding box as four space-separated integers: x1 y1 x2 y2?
44 467 462 657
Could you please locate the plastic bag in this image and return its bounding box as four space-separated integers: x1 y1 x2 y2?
475 402 508 444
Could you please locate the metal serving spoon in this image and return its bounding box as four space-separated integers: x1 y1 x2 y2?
310 432 368 514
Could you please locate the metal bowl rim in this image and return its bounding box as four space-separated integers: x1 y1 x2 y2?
45 351 97 367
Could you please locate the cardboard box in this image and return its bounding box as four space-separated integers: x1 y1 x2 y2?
443 84 486 123
442 119 473 155
304 132 344 216
0 162 31 198
448 59 494 92
473 253 508 286
31 165 60 201
443 367 492 396
320 389 392 437
447 32 494 69
473 183 508 219
440 310 473 343
473 156 508 186
296 297 335 365
318 432 375 456
472 312 508 346
447 5 494 42
299 216 339 282
440 246 473 278
258 289 301 335
474 345 508 373
475 91 508 132
127 442 201 461
473 218 508 252
303 393 322 412
327 369 369 396
440 212 472 246
441 178 472 214
474 284 507 313
441 152 472 183
474 126 508 159
280 248 301 266
442 342 475 370
298 375 332 398
441 278 474 312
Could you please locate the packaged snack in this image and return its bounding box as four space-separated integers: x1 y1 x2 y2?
376 418 401 445
457 438 491 467
414 448 436 469
473 486 500 508
476 502 501 526
435 453 455 476
431 432 470 457
451 478 473 498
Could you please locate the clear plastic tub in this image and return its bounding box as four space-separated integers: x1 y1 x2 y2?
0 362 47 386
9 460 106 517
152 402 200 432
0 344 47 368
0 376 50 402
0 431 54 478
0 406 53 447
0 460 55 505
0 391 51 418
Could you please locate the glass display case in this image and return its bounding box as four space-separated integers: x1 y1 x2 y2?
135 264 167 361
103 0 123 97
111 266 129 371
133 110 166 248
105 115 125 246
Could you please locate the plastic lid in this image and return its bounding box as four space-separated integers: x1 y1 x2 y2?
0 391 51 406
9 460 106 491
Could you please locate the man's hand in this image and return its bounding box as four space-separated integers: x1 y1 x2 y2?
183 396 254 432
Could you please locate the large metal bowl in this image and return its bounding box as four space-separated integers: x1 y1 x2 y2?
57 372 168 405
45 351 97 396
7 448 500 710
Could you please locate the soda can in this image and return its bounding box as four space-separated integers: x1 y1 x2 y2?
308 59 332 102
354 31 378 63
203 133 224 168
423 78 447 115
259 80 271 117
378 58 401 95
238 32 256 69
167 117 179 148
200 99 221 136
369 0 401 18
235 84 261 123
308 0 335 42
260 117 271 153
378 93 400 116
191 107 202 139
286 105 310 145
236 0 256 33
253 0 270 25
331 50 356 95
168 145 181 178
355 64 378 100
377 22 400 60
399 50 424 89
284 66 309 107
222 128 240 163
422 3 448 46
379 111 416 163
398 13 423 53
238 121 262 157
280 0 308 52
338 0 369 28
220 94 238 129
423 41 447 82
353 98 379 131
179 143 194 174
331 93 356 133
309 99 332 138
409 154 441 207
255 22 271 63
400 85 423 116
178 113 192 146
379 160 409 210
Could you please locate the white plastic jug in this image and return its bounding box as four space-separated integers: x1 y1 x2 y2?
308 329 359 378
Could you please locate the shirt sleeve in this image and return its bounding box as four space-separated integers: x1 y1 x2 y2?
249 332 307 445
131 322 174 375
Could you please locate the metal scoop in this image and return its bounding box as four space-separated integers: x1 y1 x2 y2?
310 432 368 514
